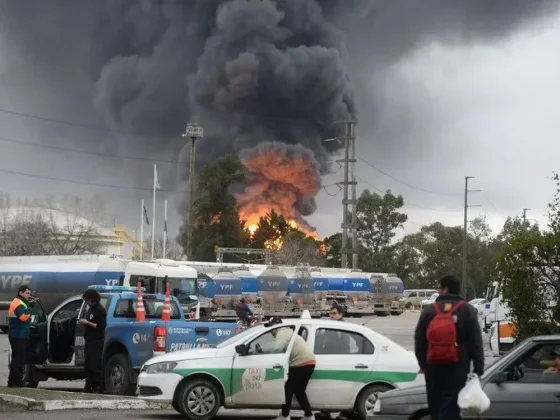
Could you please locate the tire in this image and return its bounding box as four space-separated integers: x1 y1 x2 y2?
104 353 136 396
172 400 181 413
0 326 8 334
355 384 392 420
175 378 221 420
405 302 412 309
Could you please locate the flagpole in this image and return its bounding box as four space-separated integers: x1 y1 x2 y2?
140 199 144 260
163 199 168 259
151 164 156 260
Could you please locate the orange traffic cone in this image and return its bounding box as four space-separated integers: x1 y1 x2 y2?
161 282 171 321
136 281 146 322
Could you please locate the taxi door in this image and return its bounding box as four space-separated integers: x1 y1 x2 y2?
306 325 377 409
230 326 298 406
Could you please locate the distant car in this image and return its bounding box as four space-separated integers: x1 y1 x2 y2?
469 298 486 316
419 293 438 310
373 334 560 419
138 312 425 420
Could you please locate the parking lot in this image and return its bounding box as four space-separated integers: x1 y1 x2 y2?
0 311 495 391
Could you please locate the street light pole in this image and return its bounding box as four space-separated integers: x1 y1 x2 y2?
182 122 203 261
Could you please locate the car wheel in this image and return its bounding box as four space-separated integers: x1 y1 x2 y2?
405 302 412 309
104 353 135 395
355 384 392 420
176 378 220 420
172 400 181 413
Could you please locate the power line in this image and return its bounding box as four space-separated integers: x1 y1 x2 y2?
357 156 462 197
0 105 338 138
356 176 461 212
0 167 186 193
0 166 341 196
0 135 184 165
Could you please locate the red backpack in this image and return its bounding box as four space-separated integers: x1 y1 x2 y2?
426 300 465 364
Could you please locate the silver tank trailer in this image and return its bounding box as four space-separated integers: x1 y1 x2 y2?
211 269 242 309
257 266 288 304
287 267 315 305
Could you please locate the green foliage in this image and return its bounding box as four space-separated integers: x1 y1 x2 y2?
357 189 407 253
495 230 560 340
250 210 298 250
179 155 249 262
495 172 560 340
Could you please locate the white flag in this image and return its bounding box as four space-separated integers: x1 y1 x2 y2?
154 165 161 190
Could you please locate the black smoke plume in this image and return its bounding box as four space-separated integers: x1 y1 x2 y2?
0 0 557 234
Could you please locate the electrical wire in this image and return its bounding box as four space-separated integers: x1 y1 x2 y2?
356 176 461 212
357 156 462 197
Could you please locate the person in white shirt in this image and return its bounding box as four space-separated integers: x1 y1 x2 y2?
266 317 316 420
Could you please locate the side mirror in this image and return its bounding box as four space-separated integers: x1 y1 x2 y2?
235 344 247 356
491 371 508 385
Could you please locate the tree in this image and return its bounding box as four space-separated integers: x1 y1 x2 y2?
273 231 325 266
355 189 408 272
250 210 298 250
496 172 560 340
323 233 342 268
179 155 249 262
0 194 108 256
357 189 408 253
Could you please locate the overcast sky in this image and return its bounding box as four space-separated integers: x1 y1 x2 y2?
310 13 560 238
0 2 558 242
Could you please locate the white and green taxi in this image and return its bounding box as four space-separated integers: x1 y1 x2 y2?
138 312 424 420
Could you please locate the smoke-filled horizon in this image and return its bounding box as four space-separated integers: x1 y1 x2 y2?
0 0 558 238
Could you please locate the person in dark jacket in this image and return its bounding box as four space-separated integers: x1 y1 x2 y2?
79 289 107 393
7 285 32 387
414 275 484 420
235 298 253 326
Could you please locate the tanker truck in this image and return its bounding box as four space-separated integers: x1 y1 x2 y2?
1 256 205 333
0 255 126 334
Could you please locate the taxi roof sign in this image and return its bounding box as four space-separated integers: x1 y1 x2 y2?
88 285 144 293
300 310 312 319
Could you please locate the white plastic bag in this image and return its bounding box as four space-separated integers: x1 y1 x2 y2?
457 374 491 414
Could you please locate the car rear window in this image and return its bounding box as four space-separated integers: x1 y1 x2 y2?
113 298 181 319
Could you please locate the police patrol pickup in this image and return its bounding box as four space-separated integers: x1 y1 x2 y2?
12 286 238 395
138 311 424 420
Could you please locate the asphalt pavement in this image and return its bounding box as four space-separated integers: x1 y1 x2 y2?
0 311 497 418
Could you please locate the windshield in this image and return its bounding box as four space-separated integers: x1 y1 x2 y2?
167 278 199 304
430 293 438 300
403 290 412 297
215 324 265 349
129 275 199 304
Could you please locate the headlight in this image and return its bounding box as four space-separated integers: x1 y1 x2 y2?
373 398 381 413
144 361 178 374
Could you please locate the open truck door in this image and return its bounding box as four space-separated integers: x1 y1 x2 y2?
25 298 48 365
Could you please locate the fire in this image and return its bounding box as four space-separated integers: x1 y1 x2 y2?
241 210 322 242
236 142 324 243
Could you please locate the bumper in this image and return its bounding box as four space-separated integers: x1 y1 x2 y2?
137 372 183 403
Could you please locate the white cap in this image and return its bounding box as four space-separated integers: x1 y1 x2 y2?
300 310 312 319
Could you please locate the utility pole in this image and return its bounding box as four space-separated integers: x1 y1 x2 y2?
462 176 481 298
182 121 204 261
522 208 530 224
336 120 358 269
